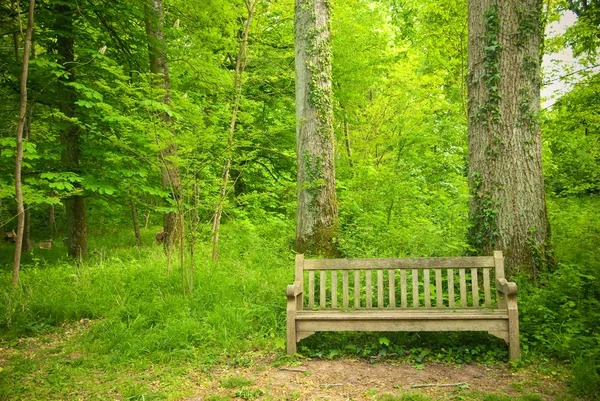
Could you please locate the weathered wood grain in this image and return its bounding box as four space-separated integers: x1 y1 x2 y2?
366 270 372 308
331 270 337 309
389 269 396 309
448 269 455 308
483 268 491 307
342 270 349 309
412 269 419 308
424 269 431 308
401 269 407 308
377 270 384 309
435 269 443 308
354 270 360 308
320 270 326 309
308 270 315 309
303 257 495 270
471 268 479 308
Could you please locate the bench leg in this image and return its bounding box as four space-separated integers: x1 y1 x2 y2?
508 295 520 361
286 296 297 355
286 324 296 356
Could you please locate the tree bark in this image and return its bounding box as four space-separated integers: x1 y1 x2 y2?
294 0 338 256
211 0 257 261
343 115 354 169
21 83 35 254
57 3 88 260
13 0 35 286
144 0 183 250
11 0 20 63
22 208 31 253
467 0 553 278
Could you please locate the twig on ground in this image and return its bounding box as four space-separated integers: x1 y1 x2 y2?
320 383 344 388
410 382 468 389
278 367 309 373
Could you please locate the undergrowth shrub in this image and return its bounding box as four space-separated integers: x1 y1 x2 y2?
0 218 294 364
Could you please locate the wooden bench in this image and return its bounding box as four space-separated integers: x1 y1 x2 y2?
286 251 519 361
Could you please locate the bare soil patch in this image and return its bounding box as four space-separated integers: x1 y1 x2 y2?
189 358 568 400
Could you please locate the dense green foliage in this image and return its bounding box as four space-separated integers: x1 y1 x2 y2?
0 0 599 399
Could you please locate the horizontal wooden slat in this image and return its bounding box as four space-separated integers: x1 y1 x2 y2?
303 256 496 270
297 319 508 333
297 308 509 316
297 310 509 320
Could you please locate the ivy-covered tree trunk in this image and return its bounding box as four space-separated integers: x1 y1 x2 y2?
56 3 88 260
144 0 183 249
294 0 338 256
467 0 553 278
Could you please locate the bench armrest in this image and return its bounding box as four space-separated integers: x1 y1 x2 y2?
287 281 303 298
496 278 518 296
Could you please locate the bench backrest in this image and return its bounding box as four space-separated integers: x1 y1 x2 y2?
295 251 506 310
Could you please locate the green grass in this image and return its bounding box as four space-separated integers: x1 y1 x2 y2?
220 375 253 389
0 220 293 399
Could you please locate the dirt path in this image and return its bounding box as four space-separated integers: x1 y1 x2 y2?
188 358 568 400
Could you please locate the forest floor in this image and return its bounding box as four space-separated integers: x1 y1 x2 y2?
0 320 576 401
189 357 570 401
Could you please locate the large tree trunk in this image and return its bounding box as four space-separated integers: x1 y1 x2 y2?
467 0 553 278
144 0 183 250
294 0 338 256
57 3 88 260
13 0 35 286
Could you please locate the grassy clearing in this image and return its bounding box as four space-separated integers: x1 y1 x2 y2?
1 197 599 399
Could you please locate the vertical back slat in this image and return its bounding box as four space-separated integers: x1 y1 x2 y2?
412 269 419 308
331 270 338 309
494 251 507 309
388 270 396 308
295 254 304 311
377 270 384 308
366 270 373 308
424 269 431 308
320 271 326 308
435 269 443 308
343 270 349 309
459 268 467 307
400 269 407 308
471 268 479 308
308 270 315 309
483 268 491 307
354 270 360 308
448 269 455 308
